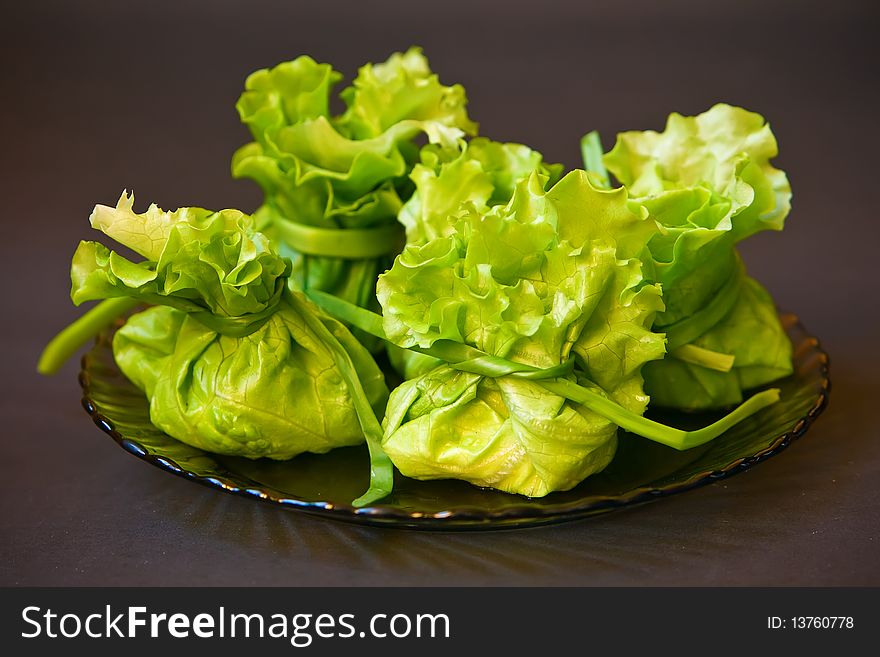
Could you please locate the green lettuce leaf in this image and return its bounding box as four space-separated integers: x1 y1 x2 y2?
594 104 793 410
336 47 476 141
113 296 388 460
73 191 289 321
377 171 664 497
642 276 793 408
232 47 478 315
398 137 562 245
389 138 562 378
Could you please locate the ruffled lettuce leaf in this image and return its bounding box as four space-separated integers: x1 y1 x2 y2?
232 47 478 311
398 137 563 245
377 171 664 497
605 105 789 229
596 104 793 409
72 191 289 320
336 47 476 141
389 138 562 378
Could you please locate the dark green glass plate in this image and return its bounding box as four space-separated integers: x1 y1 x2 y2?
79 313 829 530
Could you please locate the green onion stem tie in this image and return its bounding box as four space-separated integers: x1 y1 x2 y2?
306 289 781 452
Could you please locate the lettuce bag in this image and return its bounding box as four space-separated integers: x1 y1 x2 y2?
306 170 779 497
58 192 392 505
232 47 478 319
376 172 661 496
583 104 793 410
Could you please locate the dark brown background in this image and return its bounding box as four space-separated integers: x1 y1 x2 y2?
2 0 878 585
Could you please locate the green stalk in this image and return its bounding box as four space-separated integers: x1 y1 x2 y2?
580 131 610 188
306 289 781 453
37 298 140 375
671 344 736 372
308 289 386 336
275 220 403 259
542 379 779 450
293 292 394 507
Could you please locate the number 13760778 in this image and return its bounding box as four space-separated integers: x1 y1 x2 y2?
767 617 854 630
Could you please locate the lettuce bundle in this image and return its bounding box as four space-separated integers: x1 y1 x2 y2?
374 172 664 495
69 192 393 504
232 47 477 315
584 104 793 410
